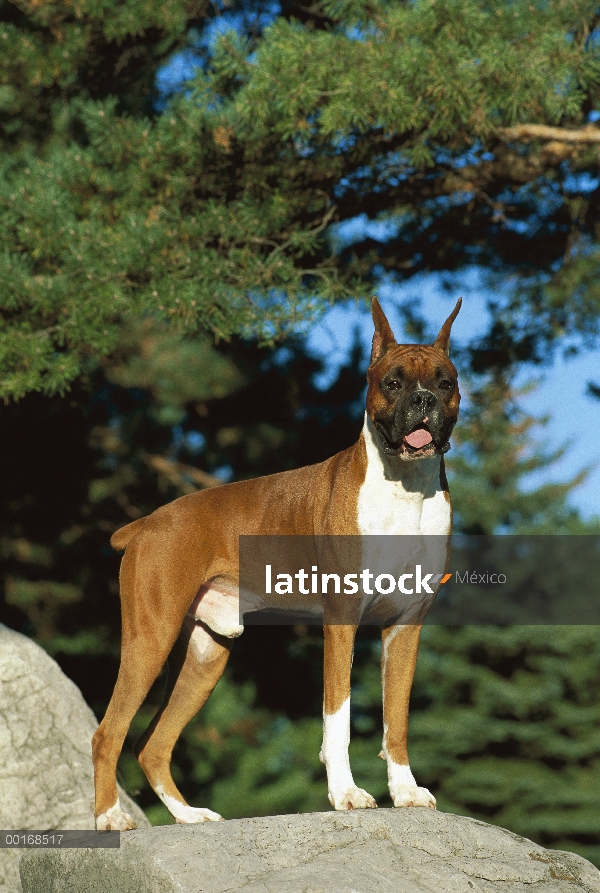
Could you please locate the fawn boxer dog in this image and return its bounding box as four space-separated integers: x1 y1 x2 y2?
92 296 461 830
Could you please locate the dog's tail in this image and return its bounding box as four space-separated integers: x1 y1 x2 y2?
110 517 148 551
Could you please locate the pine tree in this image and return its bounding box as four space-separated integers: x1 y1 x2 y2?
3 0 600 396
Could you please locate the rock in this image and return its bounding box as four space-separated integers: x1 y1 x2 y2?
0 624 149 893
20 808 600 893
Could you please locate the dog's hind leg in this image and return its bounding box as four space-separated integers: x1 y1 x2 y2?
92 627 178 831
93 534 198 831
135 616 232 823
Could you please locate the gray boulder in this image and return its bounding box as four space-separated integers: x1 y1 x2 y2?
20 807 600 893
0 624 148 893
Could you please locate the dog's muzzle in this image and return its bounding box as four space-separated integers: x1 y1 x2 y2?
375 389 454 458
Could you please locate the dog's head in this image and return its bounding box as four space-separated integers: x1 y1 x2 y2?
366 297 461 460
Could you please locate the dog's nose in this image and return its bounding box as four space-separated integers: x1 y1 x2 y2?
408 390 436 411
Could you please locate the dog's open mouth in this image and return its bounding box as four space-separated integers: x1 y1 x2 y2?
377 423 450 456
403 425 433 450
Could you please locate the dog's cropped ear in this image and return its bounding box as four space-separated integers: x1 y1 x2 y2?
370 296 396 364
432 298 462 356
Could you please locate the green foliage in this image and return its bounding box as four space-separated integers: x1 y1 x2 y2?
0 0 197 130
233 1 596 142
3 0 600 395
106 320 244 425
411 626 600 866
5 576 82 643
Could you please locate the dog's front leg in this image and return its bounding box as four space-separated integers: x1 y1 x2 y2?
320 624 377 810
380 623 436 808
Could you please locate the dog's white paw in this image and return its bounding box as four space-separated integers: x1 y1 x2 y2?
329 786 378 810
174 806 224 824
391 784 436 809
155 785 224 823
386 762 436 809
95 804 137 831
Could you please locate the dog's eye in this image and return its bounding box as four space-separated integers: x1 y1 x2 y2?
438 380 452 390
386 379 402 390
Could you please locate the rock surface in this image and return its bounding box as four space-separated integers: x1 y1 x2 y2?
0 624 148 893
20 808 600 893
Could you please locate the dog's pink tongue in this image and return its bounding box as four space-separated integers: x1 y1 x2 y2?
404 427 433 448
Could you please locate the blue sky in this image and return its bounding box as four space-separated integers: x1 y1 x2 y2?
306 274 600 521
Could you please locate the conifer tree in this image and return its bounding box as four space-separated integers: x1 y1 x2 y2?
3 0 600 396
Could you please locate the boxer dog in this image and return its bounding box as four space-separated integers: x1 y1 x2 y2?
92 296 461 830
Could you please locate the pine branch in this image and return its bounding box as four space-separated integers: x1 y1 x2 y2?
143 454 223 492
498 124 600 144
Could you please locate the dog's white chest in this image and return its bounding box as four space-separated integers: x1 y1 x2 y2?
357 416 451 536
357 476 450 535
